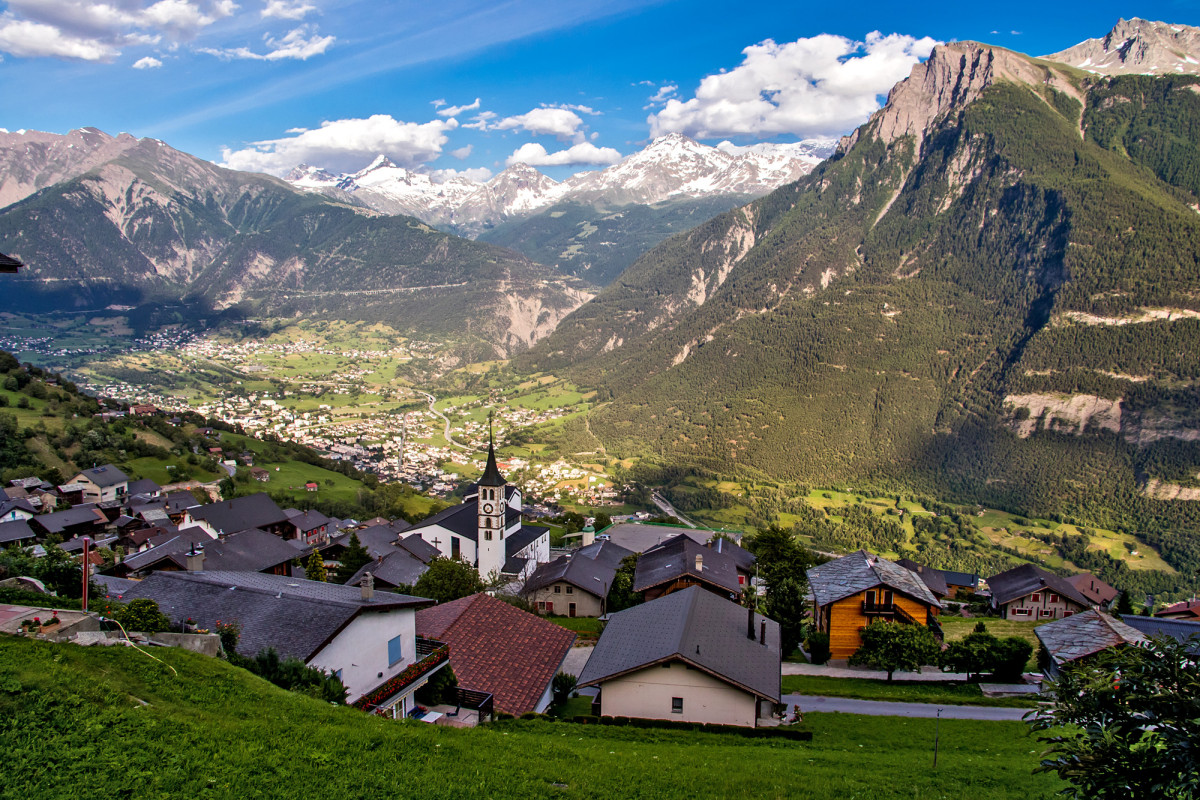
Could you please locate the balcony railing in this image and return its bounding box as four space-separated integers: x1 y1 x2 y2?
353 638 449 714
862 601 896 615
926 612 944 642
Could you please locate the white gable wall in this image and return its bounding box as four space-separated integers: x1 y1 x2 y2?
308 607 418 703
598 660 758 727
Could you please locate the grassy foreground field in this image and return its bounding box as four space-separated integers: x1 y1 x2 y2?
780 676 1040 708
0 637 1063 799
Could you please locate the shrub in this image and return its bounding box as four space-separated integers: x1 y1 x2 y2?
552 671 577 704
806 632 831 665
992 637 1034 680
114 598 171 633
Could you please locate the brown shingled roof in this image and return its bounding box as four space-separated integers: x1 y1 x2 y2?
415 593 575 715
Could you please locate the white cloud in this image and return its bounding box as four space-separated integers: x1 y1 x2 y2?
0 0 237 61
643 83 677 109
505 141 621 167
495 107 584 141
449 144 473 159
430 98 446 108
648 31 939 139
261 0 315 20
547 103 599 115
461 110 497 131
0 15 120 60
436 97 480 117
199 24 333 60
132 55 163 68
221 114 457 175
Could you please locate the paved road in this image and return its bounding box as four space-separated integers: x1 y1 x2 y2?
784 694 1032 721
413 390 472 451
650 492 698 528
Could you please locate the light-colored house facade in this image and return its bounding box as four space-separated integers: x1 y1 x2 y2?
595 660 761 727
530 582 604 617
71 465 129 503
1000 590 1085 620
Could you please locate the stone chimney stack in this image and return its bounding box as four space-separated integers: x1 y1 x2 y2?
360 571 374 602
747 605 755 640
186 543 205 572
582 524 595 547
695 553 703 572
760 619 767 645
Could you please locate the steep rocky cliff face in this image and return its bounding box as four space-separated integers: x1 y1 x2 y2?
1044 18 1200 75
520 36 1200 526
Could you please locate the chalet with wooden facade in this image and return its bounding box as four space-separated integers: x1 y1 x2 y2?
807 551 943 660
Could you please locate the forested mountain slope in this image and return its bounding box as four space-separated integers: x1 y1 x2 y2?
0 133 591 357
519 40 1200 577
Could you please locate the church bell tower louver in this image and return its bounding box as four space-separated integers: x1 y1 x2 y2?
476 413 507 579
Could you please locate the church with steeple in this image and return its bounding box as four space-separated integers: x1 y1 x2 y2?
407 425 550 581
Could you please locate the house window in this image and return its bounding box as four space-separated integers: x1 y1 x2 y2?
671 697 684 714
1031 592 1041 603
553 585 561 593
738 575 745 585
661 663 671 669
1049 594 1059 603
537 601 545 610
484 531 492 541
565 586 573 594
387 635 404 666
1012 608 1031 617
1041 609 1054 618
451 537 460 559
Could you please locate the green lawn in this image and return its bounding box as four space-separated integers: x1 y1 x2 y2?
0 636 1065 799
780 675 1040 708
545 616 605 636
547 694 593 718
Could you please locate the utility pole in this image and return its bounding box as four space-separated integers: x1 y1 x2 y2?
80 537 91 613
932 707 942 769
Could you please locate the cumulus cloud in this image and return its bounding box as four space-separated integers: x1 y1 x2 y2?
430 166 492 183
199 24 332 60
436 98 481 117
643 83 677 109
449 144 473 159
261 0 315 20
495 107 584 141
132 55 163 68
461 110 497 131
0 0 236 61
221 114 457 175
648 31 939 139
505 141 621 167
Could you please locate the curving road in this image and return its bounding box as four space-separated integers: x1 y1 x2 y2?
413 389 473 451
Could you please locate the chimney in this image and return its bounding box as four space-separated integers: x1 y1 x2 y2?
186 543 205 572
582 524 595 547
747 605 755 640
361 571 374 602
760 619 767 646
695 554 703 572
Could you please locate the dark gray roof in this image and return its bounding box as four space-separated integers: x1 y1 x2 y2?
0 498 37 517
163 491 202 515
76 465 128 488
987 563 1091 608
120 571 432 661
1119 615 1200 655
1035 610 1147 666
502 555 530 575
407 501 479 540
807 551 941 609
578 585 780 702
0 519 37 544
708 536 756 573
897 558 950 598
186 493 289 535
61 534 117 553
940 569 979 589
94 574 140 597
30 506 106 535
126 479 161 496
633 534 743 596
478 441 506 487
346 550 428 589
116 529 302 575
0 252 24 273
506 525 548 559
524 540 634 596
398 533 439 564
326 524 400 559
601 523 716 554
290 509 332 533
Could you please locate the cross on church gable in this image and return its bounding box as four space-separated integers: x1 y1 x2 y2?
430 536 442 548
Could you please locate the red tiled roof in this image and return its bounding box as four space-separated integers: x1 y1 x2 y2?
416 593 575 715
1066 572 1118 605
1157 598 1200 619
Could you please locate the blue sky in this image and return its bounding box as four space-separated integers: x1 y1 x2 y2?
1 1 1198 180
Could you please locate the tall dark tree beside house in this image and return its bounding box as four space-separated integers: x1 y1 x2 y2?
334 532 372 583
1028 637 1199 799
1115 590 1135 615
606 554 641 612
745 525 823 655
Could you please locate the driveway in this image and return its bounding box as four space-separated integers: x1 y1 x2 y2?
559 645 593 678
783 694 1031 721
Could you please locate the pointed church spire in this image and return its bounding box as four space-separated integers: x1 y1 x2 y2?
479 410 506 487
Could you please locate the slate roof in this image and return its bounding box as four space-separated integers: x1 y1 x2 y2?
633 534 743 596
289 509 332 533
398 533 439 564
524 540 634 597
0 519 37 544
407 502 479 540
1035 610 1147 666
1156 598 1200 619
115 529 302 576
346 550 429 589
186 493 289 534
1118 615 1200 655
416 592 575 715
75 465 129 488
987 563 1091 608
94 574 140 598
1067 573 1119 606
326 524 401 559
30 506 107 535
163 491 202 515
601 523 716 554
506 525 548 559
0 498 37 517
577 585 781 702
807 550 942 609
126 479 161 496
708 536 756 573
940 569 979 590
121 570 432 660
897 558 950 598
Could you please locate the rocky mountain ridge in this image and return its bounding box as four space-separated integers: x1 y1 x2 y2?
286 133 834 237
1044 18 1200 75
